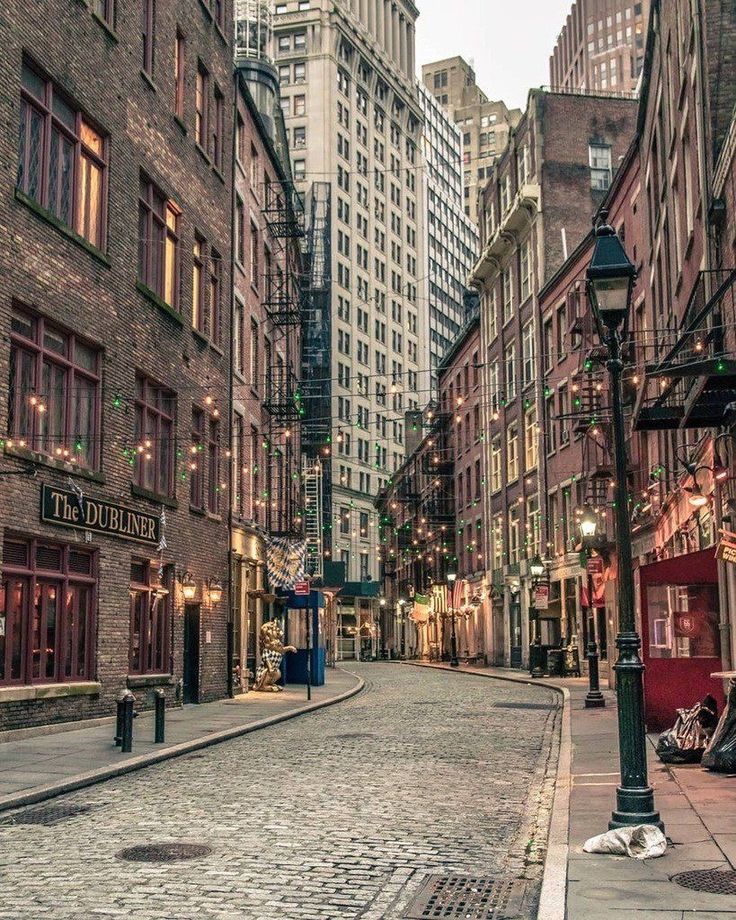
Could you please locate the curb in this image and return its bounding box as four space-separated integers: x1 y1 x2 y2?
404 662 570 920
0 670 364 815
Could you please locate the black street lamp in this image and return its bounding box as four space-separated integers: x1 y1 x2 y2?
579 505 605 709
528 554 546 679
447 571 459 667
587 212 663 831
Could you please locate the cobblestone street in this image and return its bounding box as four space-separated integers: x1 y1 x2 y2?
0 666 559 920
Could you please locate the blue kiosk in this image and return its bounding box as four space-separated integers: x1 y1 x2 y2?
281 588 326 688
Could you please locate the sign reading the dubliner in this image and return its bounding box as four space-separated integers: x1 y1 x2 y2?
41 485 160 546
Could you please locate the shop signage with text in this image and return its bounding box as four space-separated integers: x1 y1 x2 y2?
41 485 160 546
533 584 549 610
716 528 736 565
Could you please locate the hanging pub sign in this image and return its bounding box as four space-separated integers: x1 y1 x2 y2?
533 584 550 610
40 484 160 546
716 528 736 565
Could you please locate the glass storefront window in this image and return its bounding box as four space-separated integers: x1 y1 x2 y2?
646 583 720 659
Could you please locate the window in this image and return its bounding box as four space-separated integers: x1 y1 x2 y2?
196 63 209 149
249 219 259 287
360 553 370 581
138 174 180 308
520 239 531 302
207 417 220 514
129 559 170 676
192 234 205 330
589 142 612 190
502 265 513 323
142 0 155 75
527 496 541 557
235 197 245 265
525 404 538 470
174 31 185 119
92 0 114 25
294 94 306 116
293 126 306 148
340 507 350 535
17 63 107 250
293 159 306 180
504 342 516 401
134 374 175 497
1 537 96 686
190 407 205 509
233 299 244 375
522 320 535 385
491 435 502 492
207 248 222 344
211 86 224 169
8 306 100 468
508 505 520 564
646 584 720 659
506 422 519 482
492 514 503 570
558 385 569 445
489 359 500 415
294 62 306 83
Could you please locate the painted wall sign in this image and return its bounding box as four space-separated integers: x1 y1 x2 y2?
41 485 160 545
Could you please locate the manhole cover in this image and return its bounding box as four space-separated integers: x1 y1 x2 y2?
672 869 736 895
0 803 94 826
405 875 532 919
117 843 212 862
330 732 377 740
492 701 554 711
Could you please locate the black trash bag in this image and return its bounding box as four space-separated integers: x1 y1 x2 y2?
656 694 719 764
702 680 736 773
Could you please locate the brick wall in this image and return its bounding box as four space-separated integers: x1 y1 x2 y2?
0 0 234 730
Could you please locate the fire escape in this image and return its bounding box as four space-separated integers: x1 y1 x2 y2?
261 178 305 538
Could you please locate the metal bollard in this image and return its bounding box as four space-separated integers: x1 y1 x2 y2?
120 689 135 753
114 690 129 746
154 688 166 743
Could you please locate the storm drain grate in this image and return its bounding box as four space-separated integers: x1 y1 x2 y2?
672 869 736 895
0 803 95 826
404 875 532 919
492 702 554 712
116 843 212 863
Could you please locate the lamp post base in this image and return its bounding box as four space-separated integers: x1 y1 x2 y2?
585 691 606 708
609 786 664 831
529 642 544 678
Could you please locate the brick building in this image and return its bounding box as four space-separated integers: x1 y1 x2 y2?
470 88 637 670
436 312 488 660
0 0 233 729
230 55 304 690
537 139 643 682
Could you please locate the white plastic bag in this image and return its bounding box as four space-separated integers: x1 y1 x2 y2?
583 824 667 859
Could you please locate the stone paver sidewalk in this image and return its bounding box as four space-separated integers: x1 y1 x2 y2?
407 661 736 919
0 667 362 812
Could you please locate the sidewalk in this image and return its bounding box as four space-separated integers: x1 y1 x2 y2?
406 661 736 919
0 667 362 814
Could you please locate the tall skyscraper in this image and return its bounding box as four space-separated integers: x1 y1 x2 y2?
421 57 521 226
271 0 425 609
549 0 650 94
418 82 479 379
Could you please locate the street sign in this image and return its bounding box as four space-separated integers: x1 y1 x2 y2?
586 556 604 575
533 584 549 610
294 580 310 596
716 528 736 565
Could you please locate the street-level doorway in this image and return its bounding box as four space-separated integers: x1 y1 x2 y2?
183 603 200 704
509 598 522 668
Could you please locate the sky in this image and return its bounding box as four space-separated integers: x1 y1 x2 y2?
414 0 575 111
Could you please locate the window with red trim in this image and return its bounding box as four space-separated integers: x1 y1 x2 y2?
134 374 175 497
16 62 107 250
190 406 205 509
207 417 220 514
138 173 180 309
8 306 101 468
129 559 170 675
1 537 96 686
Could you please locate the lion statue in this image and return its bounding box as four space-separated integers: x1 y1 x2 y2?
252 620 296 692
